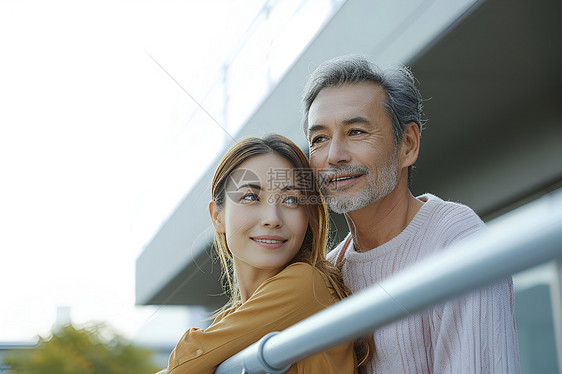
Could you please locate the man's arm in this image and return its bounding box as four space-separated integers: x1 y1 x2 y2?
431 206 520 373
432 278 519 373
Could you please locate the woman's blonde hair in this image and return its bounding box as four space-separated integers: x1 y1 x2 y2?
210 134 372 366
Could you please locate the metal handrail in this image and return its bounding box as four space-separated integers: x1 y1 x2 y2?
214 199 562 373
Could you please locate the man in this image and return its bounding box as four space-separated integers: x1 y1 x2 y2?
302 55 519 373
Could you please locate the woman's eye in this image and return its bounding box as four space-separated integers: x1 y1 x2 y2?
283 195 300 206
240 193 258 202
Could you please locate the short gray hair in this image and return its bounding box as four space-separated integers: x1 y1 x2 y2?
302 55 426 183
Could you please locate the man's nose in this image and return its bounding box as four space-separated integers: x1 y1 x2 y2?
327 137 351 166
261 202 282 228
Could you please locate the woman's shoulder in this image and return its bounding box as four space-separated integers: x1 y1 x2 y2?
258 262 337 307
268 262 320 283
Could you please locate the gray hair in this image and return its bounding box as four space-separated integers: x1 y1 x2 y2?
302 55 426 183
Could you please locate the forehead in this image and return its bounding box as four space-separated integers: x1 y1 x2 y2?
308 82 386 126
227 153 297 188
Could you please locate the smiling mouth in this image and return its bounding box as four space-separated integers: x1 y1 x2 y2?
329 174 363 183
252 238 286 244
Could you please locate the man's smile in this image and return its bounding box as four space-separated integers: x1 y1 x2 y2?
321 169 367 191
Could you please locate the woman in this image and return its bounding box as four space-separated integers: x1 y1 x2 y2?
167 135 370 373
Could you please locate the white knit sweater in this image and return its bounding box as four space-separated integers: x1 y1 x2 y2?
328 194 520 374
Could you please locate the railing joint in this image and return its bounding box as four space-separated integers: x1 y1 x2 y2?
252 332 290 374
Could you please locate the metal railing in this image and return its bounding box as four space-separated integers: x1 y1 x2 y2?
158 194 562 374
214 198 562 374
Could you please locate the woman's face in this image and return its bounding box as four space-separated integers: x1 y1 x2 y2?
213 153 308 279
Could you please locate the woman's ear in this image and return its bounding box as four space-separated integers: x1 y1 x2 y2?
209 201 225 233
399 122 421 168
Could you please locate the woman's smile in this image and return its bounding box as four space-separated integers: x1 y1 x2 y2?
250 235 288 249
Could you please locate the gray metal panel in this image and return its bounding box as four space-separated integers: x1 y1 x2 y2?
410 0 562 216
515 285 560 373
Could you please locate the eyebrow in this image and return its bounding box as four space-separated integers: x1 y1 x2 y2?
307 124 326 137
342 116 371 125
235 183 261 191
280 185 303 192
307 116 372 137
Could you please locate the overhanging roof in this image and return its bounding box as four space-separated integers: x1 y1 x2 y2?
136 0 562 308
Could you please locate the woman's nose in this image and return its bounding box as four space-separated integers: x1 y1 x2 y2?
261 202 282 228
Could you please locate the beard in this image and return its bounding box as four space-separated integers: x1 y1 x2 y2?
318 154 399 214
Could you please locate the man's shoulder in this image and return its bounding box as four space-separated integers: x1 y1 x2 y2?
422 194 484 227
326 236 349 264
420 193 486 244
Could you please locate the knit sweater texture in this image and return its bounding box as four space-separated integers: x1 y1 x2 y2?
327 194 520 373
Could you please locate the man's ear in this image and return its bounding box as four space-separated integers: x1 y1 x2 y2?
399 122 421 168
209 201 225 233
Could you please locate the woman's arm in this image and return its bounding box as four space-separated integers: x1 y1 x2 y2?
167 262 336 374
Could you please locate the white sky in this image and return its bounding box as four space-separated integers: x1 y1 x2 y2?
0 0 338 342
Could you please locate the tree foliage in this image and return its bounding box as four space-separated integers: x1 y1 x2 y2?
4 323 159 374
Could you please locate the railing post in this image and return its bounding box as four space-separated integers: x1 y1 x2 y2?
215 332 290 374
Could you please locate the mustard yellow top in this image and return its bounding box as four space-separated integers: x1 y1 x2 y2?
167 262 357 374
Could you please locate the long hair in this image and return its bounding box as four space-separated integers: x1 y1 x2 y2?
210 134 372 366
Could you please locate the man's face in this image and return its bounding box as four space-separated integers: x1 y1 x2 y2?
307 82 399 213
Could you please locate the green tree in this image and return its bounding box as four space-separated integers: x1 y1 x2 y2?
4 323 159 374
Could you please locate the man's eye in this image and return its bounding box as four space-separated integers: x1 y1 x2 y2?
241 193 258 202
349 129 364 135
310 135 326 145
